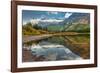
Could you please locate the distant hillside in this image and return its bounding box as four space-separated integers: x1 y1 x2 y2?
22 22 49 35
61 13 90 25
65 24 90 32
63 13 90 32
47 13 90 32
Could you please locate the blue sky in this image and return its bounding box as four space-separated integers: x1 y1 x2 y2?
22 10 72 24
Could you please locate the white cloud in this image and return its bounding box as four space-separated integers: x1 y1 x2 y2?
40 19 63 22
24 18 64 25
30 19 40 25
30 19 63 24
47 12 58 15
65 13 72 18
40 15 46 19
23 21 27 25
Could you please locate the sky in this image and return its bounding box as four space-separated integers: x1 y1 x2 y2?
22 10 72 24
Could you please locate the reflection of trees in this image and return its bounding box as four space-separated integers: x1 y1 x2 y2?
63 36 90 59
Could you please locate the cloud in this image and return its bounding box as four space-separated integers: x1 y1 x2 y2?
23 21 27 25
65 12 72 18
40 15 46 19
47 12 58 15
40 19 63 22
31 19 63 24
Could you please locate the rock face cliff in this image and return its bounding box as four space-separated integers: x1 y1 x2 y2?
62 13 90 24
62 13 90 32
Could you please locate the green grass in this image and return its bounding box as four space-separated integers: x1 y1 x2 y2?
47 25 64 32
65 35 90 43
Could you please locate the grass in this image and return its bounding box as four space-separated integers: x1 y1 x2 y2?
65 35 90 43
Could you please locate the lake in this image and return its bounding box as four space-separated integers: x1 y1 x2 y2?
22 35 90 62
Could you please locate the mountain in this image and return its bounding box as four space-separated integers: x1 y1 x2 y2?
63 13 90 32
30 13 90 32
61 13 90 25
65 23 90 32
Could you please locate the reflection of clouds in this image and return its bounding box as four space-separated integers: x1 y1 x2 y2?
62 53 82 60
46 53 58 61
30 42 83 61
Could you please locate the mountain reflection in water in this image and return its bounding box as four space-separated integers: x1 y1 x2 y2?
30 41 82 61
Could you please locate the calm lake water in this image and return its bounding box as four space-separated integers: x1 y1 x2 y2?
23 35 90 62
